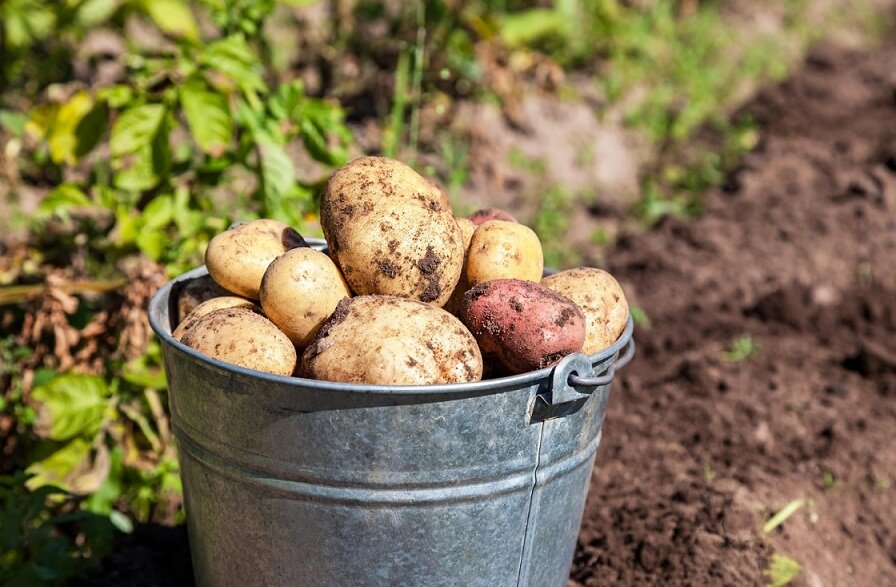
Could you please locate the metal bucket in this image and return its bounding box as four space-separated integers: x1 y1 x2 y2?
148 242 634 587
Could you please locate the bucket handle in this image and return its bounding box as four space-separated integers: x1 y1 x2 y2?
541 339 636 411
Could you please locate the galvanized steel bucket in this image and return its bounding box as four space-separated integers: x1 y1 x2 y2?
149 241 634 587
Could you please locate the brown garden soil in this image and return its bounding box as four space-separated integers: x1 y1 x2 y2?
78 40 896 586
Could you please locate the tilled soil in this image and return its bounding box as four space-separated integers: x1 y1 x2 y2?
572 41 896 586
80 41 896 586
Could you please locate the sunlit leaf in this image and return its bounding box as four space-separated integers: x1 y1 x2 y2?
25 439 91 491
181 80 233 155
31 375 110 441
256 139 295 222
136 230 166 260
113 115 169 191
110 104 165 157
49 92 108 164
38 184 91 216
498 8 567 48
77 0 120 27
201 36 266 95
25 103 59 140
140 195 173 230
140 0 198 41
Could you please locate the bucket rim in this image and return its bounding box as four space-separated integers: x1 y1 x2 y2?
149 266 634 396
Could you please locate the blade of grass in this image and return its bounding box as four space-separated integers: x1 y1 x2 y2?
763 499 805 534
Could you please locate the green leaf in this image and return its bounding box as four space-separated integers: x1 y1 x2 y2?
201 36 266 94
77 0 120 27
49 92 108 164
0 109 27 135
764 553 801 587
31 375 110 441
172 187 204 237
25 439 92 491
499 8 568 48
140 0 198 41
140 195 173 230
110 104 165 157
113 115 169 191
136 230 166 261
97 85 134 109
256 140 295 222
38 184 90 216
180 80 233 155
25 103 59 141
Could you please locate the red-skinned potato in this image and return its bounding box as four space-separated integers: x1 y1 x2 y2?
468 208 517 225
459 279 585 374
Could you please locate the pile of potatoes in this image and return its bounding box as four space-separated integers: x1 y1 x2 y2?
173 156 629 385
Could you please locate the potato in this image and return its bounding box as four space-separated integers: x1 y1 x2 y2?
205 219 307 299
173 296 259 341
466 220 544 286
443 217 477 315
259 248 352 347
301 296 483 385
468 208 517 225
180 307 296 376
320 156 464 306
174 274 230 323
542 268 629 354
459 279 585 374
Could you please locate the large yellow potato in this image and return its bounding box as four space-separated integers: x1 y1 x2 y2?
320 157 464 306
172 296 259 341
466 220 544 286
541 267 629 354
205 219 307 299
180 307 297 376
301 296 483 385
259 248 352 347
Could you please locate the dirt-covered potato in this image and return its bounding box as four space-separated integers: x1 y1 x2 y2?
180 307 296 376
205 219 307 299
173 296 259 341
174 275 230 323
466 220 544 286
259 248 352 347
460 279 585 374
301 296 482 385
468 208 517 225
320 157 464 306
542 268 629 354
443 217 477 315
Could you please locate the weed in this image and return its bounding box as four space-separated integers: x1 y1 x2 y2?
531 186 580 269
762 499 805 534
724 335 760 362
630 306 651 328
703 464 715 483
764 553 802 587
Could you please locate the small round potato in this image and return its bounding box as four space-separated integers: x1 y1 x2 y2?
301 296 483 385
542 268 629 354
468 208 517 225
175 274 230 323
259 248 352 347
460 279 585 374
443 217 477 315
173 296 259 341
205 219 307 299
180 307 296 376
320 157 464 306
466 220 544 286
